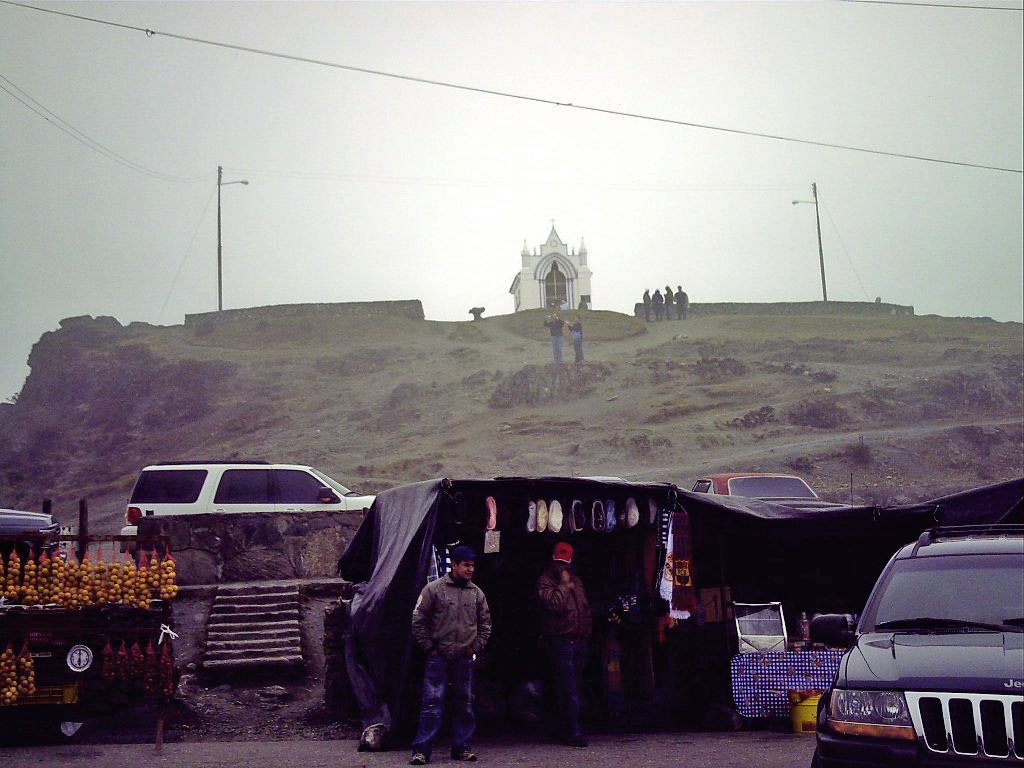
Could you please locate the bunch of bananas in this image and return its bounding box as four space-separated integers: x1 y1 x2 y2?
16 643 35 699
0 645 17 706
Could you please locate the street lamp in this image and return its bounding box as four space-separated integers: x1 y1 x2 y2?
792 182 827 302
217 165 249 312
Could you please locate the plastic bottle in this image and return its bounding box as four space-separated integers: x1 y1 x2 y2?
798 611 811 641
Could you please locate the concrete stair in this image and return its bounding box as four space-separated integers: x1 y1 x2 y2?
202 583 304 670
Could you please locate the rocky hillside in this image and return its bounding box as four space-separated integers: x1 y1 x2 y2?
1 305 1021 534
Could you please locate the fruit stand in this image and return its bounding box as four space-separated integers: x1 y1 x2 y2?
0 530 179 745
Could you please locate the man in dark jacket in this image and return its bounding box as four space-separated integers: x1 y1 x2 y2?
410 545 492 764
676 286 689 319
544 313 566 364
536 542 592 748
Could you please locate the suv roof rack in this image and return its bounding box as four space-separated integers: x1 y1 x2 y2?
152 460 272 466
912 523 1024 555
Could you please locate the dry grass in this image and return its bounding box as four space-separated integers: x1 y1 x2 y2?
0 307 1020 530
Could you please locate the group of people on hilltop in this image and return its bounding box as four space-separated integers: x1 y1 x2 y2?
641 286 688 322
408 542 590 764
543 313 585 364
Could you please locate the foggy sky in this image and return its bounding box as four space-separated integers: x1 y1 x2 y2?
2 0 1022 400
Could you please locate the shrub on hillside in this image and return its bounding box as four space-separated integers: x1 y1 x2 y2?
787 399 851 429
842 440 873 466
690 357 748 382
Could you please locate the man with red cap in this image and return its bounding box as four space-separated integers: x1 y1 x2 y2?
536 541 592 748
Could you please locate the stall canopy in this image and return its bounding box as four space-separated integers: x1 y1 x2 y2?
336 476 680 737
336 476 1023 737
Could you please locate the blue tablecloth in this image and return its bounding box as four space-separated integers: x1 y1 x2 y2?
730 650 843 718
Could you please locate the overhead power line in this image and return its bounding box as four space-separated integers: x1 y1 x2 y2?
837 0 1022 10
0 73 209 183
3 0 1021 175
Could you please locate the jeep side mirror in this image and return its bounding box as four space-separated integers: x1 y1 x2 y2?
811 613 855 647
317 486 340 504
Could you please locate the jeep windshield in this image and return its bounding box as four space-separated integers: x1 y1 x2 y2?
861 553 1024 633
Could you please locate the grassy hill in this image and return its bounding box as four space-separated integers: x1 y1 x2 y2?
1 306 1020 534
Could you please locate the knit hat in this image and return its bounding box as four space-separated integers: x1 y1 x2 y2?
451 545 477 563
552 542 574 564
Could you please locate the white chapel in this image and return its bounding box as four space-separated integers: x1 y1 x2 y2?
509 225 593 312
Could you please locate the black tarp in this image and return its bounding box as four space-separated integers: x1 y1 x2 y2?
337 476 679 737
336 475 1023 739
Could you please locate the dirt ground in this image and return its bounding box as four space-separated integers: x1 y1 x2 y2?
1 730 818 768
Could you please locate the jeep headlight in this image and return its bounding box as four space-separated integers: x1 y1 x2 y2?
827 689 916 741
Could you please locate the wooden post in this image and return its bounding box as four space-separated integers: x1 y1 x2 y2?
77 499 88 563
154 701 165 754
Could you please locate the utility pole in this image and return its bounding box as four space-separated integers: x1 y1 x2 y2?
812 182 827 302
216 165 249 312
217 165 223 312
792 182 828 302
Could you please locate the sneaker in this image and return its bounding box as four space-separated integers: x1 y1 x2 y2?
451 748 478 761
561 735 589 748
410 752 429 765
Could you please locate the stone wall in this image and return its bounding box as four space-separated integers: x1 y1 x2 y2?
138 510 366 586
185 299 424 327
631 300 914 319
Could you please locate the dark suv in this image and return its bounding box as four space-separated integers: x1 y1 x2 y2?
811 525 1024 767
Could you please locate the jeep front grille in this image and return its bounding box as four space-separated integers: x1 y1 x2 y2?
907 692 1024 761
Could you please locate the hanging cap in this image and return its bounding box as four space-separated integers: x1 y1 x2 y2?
450 545 477 563
552 542 574 563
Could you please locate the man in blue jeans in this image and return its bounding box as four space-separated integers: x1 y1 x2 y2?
536 542 592 748
544 313 566 364
410 545 492 765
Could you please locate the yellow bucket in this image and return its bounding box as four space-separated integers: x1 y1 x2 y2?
790 694 821 734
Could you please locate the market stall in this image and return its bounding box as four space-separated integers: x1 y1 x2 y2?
334 476 1023 746
336 476 700 746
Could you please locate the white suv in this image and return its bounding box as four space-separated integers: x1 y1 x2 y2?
120 461 375 538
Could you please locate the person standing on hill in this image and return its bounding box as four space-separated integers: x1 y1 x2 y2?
642 290 651 322
570 316 584 364
410 545 492 765
651 289 664 321
536 542 592 748
676 286 689 320
544 313 566 364
664 286 675 321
